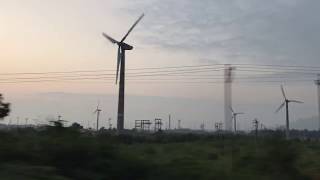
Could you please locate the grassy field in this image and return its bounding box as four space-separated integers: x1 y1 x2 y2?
0 126 319 180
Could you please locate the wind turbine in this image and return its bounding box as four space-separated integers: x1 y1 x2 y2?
102 13 144 131
315 74 320 131
229 106 244 133
93 102 102 131
275 85 303 140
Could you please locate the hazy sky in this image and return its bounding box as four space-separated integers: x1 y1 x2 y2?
0 0 319 130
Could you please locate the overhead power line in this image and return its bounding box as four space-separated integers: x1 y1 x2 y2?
0 63 318 84
232 63 320 69
0 72 314 81
0 63 320 76
0 76 314 84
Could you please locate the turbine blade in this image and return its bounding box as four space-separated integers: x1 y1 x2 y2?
102 33 118 44
237 112 245 115
121 13 144 42
281 85 287 100
275 102 285 113
290 100 304 104
116 47 121 84
229 106 234 113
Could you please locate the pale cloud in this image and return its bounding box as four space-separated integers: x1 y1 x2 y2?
125 0 320 65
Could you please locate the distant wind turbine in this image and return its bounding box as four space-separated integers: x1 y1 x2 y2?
102 13 144 131
93 101 102 131
275 85 303 140
229 106 244 133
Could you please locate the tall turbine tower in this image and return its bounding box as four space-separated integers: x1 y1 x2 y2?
102 14 144 131
315 74 320 131
229 106 244 133
93 102 102 131
275 85 303 140
224 64 235 131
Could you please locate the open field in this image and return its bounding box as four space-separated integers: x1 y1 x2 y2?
0 126 319 180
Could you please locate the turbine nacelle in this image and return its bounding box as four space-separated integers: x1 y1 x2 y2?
119 42 133 50
102 33 133 50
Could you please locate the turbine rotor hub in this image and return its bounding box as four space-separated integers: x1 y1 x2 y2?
119 42 133 50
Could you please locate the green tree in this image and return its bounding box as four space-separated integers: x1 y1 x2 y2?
70 122 83 129
0 94 10 119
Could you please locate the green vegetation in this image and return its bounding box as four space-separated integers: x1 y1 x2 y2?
0 94 10 119
0 126 319 180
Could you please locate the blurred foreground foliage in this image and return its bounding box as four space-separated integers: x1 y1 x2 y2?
0 126 319 180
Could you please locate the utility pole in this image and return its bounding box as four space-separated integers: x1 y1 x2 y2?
234 115 237 133
224 64 235 131
315 74 320 131
96 109 101 131
253 118 259 138
168 114 171 130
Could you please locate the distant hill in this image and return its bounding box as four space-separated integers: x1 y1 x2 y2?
291 116 320 130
